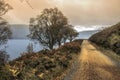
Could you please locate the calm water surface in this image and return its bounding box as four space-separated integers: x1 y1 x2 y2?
3 30 98 60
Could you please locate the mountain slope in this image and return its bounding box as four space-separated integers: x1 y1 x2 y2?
89 23 120 54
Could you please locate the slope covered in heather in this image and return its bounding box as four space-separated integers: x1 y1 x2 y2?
89 23 120 54
0 40 83 80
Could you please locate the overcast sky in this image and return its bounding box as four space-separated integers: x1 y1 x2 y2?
3 0 120 25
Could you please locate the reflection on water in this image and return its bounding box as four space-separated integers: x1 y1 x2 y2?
3 39 43 60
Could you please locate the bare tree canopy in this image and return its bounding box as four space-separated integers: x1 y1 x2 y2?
0 0 12 16
0 0 12 65
0 0 12 46
0 17 12 46
65 25 79 42
28 7 78 50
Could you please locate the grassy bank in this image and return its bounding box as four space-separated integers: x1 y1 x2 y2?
91 42 120 65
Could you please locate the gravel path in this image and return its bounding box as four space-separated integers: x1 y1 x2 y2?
64 40 120 80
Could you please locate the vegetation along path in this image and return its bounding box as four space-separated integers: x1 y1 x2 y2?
65 40 120 80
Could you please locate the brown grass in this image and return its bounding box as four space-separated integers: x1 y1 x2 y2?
72 40 120 80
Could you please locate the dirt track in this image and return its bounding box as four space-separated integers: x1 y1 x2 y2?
68 40 120 80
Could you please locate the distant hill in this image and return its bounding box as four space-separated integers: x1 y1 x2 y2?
10 24 29 39
89 23 120 54
10 24 100 39
77 30 100 39
79 30 100 34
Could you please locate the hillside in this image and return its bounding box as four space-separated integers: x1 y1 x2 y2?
89 22 120 54
77 30 99 39
0 40 83 80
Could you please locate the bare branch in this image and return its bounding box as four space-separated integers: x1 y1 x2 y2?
19 0 33 9
25 0 33 9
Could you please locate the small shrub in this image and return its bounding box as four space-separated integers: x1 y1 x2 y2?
59 42 81 53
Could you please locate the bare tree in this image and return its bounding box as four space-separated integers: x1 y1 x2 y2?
56 25 78 46
0 0 12 16
28 8 68 50
28 8 78 50
0 18 12 46
65 25 78 42
26 43 33 53
0 0 12 46
0 0 12 65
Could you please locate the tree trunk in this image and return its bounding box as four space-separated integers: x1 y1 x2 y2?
70 39 72 42
63 38 66 44
49 44 53 50
58 41 61 47
70 37 73 42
